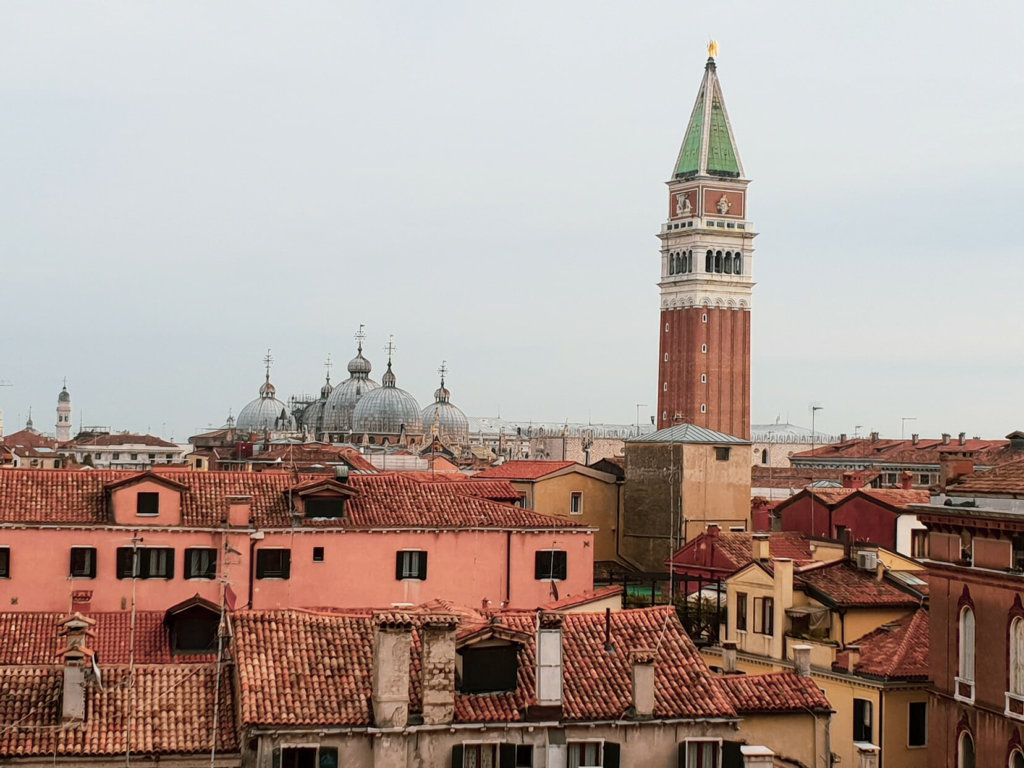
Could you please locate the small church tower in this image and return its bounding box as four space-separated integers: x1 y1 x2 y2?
56 382 72 442
657 43 755 439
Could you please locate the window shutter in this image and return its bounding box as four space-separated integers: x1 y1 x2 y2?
256 551 266 579
451 744 464 768
281 550 290 579
603 741 620 768
116 548 133 579
164 548 175 580
396 552 405 580
318 747 339 768
184 548 195 579
499 743 517 768
534 552 544 579
722 740 744 768
677 743 687 768
555 552 567 580
271 747 281 768
417 552 428 581
88 549 97 578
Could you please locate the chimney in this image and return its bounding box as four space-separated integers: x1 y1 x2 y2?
958 432 966 446
334 465 350 482
839 433 847 443
722 640 738 673
1010 432 1024 451
911 433 919 445
629 648 656 718
536 612 563 708
869 431 879 443
707 523 721 539
842 472 863 490
226 495 252 527
751 533 770 562
856 744 880 768
900 472 914 490
740 746 776 767
941 433 951 446
792 644 811 677
843 644 861 672
58 613 97 723
940 454 975 491
372 612 414 728
841 527 854 559
420 614 458 725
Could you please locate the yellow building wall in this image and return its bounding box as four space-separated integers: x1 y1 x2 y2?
881 687 929 768
734 712 830 768
681 443 750 541
842 608 917 647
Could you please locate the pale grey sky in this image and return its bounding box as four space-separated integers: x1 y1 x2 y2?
2 2 1023 441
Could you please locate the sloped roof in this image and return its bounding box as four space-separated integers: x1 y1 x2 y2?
793 436 1015 467
718 672 831 713
946 457 1024 496
673 56 743 179
472 460 577 480
231 605 736 728
242 443 378 472
845 608 929 681
627 424 749 445
797 561 923 609
838 488 932 511
71 433 178 448
668 531 819 575
0 469 582 530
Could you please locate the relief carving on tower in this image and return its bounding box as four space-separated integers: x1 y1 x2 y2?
716 194 731 214
702 188 744 218
673 191 693 218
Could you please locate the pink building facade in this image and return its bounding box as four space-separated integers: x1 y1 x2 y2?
0 469 593 613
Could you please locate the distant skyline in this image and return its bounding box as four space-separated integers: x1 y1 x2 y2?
2 3 1023 442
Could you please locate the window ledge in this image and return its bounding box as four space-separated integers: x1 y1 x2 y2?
954 677 975 705
1005 692 1024 720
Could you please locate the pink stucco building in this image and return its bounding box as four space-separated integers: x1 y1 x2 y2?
0 468 594 613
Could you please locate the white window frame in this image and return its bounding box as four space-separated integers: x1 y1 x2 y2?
682 738 722 767
567 739 605 767
69 546 96 579
955 606 976 704
398 549 427 580
1007 617 1024 720
570 492 583 515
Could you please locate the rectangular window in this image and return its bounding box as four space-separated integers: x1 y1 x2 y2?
275 746 339 768
570 492 582 515
396 550 427 580
112 453 120 460
911 530 929 559
69 547 97 578
116 547 174 579
0 547 9 578
715 447 730 461
908 701 927 747
566 741 620 767
753 596 774 635
183 547 217 579
148 453 156 461
136 492 159 516
1013 535 1024 571
255 549 291 579
682 740 721 767
305 497 345 518
452 744 532 768
313 546 325 562
535 550 567 581
130 453 138 461
735 592 748 631
853 698 873 743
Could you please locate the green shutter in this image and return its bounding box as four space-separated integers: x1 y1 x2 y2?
603 741 620 768
722 741 744 768
451 744 464 768
499 743 517 768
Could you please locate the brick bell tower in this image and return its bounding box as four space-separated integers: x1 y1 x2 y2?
657 43 755 439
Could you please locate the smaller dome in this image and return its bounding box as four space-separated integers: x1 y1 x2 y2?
348 352 372 376
320 377 334 400
58 385 71 403
421 374 469 446
352 359 423 436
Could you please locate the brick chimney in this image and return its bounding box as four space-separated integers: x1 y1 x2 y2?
706 523 721 539
900 472 914 490
751 533 770 562
58 613 97 723
869 431 879 443
959 432 966 446
842 472 863 490
940 454 975 491
420 614 458 725
839 433 847 443
792 644 811 677
372 612 414 728
840 644 861 672
226 495 251 527
629 648 656 719
536 612 563 708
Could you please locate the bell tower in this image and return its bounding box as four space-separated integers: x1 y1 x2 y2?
56 381 72 442
657 44 755 439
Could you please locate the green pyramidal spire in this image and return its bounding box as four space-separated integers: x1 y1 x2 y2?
673 53 743 179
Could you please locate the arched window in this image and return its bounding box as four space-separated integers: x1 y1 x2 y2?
761 449 768 464
706 250 713 272
714 251 723 273
734 254 743 274
668 255 675 275
688 251 694 273
958 732 975 768
1010 748 1024 768
959 606 976 688
724 252 733 273
1011 617 1024 697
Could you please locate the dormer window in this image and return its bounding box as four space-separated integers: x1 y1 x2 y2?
165 596 220 655
137 492 159 516
459 644 520 694
304 497 345 519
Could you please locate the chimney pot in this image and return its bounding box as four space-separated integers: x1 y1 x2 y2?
869 431 879 442
959 432 966 446
942 433 951 445
845 644 861 672
911 433 919 445
839 433 847 443
792 644 812 677
752 533 770 561
722 640 738 673
900 472 914 490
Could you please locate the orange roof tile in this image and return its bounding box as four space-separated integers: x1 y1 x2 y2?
718 671 831 713
473 461 577 480
793 437 1015 467
540 585 624 611
798 561 923 608
72 433 178 448
946 457 1024 495
668 531 819 575
844 608 929 680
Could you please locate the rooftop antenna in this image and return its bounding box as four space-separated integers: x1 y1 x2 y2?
901 416 917 440
354 324 366 352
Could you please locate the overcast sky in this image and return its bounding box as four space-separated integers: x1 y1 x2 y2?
2 2 1023 442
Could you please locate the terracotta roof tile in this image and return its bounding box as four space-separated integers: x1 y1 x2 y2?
72 433 178 448
0 469 581 530
797 561 923 608
793 437 1015 467
845 608 929 680
473 461 577 480
540 586 624 611
947 457 1024 495
668 531 819 575
0 665 236 758
718 671 831 713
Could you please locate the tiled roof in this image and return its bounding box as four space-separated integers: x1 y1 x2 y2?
847 488 931 510
845 608 929 681
540 585 624 611
797 561 923 608
627 424 750 445
751 466 875 489
0 430 55 449
72 433 179 448
718 672 831 713
668 531 819 575
0 664 236 757
0 469 582 530
946 457 1024 495
473 461 577 480
232 605 736 728
792 437 1015 467
242 443 378 472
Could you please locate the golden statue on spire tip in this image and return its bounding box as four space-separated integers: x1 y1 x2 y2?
707 40 719 59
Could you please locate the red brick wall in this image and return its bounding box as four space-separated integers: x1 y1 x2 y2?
830 497 898 551
777 495 833 539
657 306 750 439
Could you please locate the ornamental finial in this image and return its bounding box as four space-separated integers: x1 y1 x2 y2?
707 40 719 59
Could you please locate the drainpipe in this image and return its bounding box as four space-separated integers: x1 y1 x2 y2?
505 531 512 605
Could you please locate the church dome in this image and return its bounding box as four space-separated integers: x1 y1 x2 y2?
352 359 422 436
236 357 296 433
58 385 71 403
323 340 379 435
420 373 469 446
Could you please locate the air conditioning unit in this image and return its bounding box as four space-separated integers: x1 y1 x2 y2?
856 551 878 571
